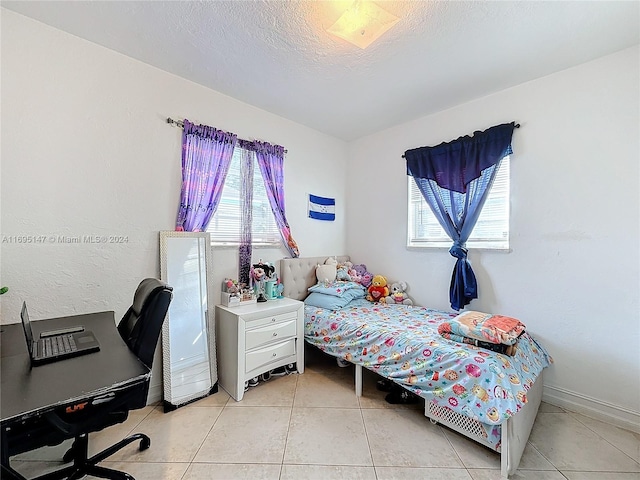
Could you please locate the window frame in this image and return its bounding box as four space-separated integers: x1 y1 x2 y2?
206 146 281 248
406 156 511 251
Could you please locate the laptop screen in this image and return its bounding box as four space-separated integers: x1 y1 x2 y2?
20 301 34 353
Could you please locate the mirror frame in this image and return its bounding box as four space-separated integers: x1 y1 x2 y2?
159 231 217 410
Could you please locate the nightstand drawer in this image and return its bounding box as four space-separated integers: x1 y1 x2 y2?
245 339 296 373
245 319 296 351
246 310 297 329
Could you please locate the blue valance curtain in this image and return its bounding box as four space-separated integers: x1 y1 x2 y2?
405 122 517 310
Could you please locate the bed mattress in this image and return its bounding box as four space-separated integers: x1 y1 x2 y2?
304 299 552 447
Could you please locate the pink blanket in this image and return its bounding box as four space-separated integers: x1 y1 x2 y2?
437 310 526 346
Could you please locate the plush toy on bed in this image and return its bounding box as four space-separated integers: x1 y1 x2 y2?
316 257 337 285
384 281 413 306
336 262 352 281
352 264 373 288
367 274 389 302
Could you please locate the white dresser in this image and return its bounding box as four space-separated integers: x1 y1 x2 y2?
215 298 304 401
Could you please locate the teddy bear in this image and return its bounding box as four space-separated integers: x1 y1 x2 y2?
384 281 413 305
352 264 373 288
367 275 389 302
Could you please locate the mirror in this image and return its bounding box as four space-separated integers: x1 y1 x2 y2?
159 231 217 410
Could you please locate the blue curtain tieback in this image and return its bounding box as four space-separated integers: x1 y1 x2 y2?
449 243 468 259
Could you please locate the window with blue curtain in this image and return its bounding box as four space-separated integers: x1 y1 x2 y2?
405 122 518 310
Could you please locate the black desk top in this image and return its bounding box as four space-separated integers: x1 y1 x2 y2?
1 311 150 423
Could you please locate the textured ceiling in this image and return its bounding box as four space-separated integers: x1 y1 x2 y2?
3 1 639 141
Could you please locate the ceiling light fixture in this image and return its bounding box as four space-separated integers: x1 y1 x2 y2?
326 1 399 49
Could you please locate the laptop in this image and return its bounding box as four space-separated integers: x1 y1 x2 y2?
20 302 100 366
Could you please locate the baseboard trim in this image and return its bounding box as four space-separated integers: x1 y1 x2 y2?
543 384 639 433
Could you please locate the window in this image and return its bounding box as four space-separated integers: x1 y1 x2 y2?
206 147 280 246
407 156 510 250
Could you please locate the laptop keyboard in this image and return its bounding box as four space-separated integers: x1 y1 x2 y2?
42 334 77 357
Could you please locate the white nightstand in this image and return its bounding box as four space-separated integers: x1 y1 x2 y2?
215 297 304 401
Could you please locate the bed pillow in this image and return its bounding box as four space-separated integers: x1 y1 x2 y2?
308 281 365 297
304 292 354 310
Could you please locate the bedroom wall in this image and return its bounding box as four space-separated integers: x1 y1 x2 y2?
346 46 640 431
0 10 349 397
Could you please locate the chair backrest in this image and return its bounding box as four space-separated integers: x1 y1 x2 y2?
118 278 173 368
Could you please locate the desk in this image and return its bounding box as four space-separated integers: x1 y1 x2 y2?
1 311 150 479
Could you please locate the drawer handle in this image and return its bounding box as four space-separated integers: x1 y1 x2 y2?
272 353 277 357
271 318 276 322
272 332 278 337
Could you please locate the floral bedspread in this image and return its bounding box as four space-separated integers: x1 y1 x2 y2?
304 300 552 430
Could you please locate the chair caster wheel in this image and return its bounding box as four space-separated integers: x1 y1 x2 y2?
261 371 271 382
285 363 296 373
140 437 150 451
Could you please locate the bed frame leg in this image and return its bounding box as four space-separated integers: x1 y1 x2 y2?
355 364 362 397
501 419 510 478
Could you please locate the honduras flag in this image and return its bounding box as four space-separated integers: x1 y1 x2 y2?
308 194 335 221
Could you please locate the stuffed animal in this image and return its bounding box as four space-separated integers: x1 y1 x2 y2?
384 281 413 305
367 275 389 302
336 263 352 281
316 257 337 284
353 264 373 288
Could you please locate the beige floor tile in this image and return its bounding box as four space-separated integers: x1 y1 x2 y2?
193 406 291 463
284 407 372 466
538 401 565 413
226 373 298 407
10 459 189 480
294 371 360 408
570 412 640 463
9 460 66 478
467 469 567 479
376 466 473 479
12 440 74 463
87 408 155 457
363 408 463 468
97 461 190 479
187 387 231 407
443 426 555 471
108 405 223 463
280 464 376 479
561 472 640 479
183 463 282 479
529 412 640 472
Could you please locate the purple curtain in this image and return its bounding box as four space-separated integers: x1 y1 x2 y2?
175 119 237 232
253 140 300 258
238 148 254 285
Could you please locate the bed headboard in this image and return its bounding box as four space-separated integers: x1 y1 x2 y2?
280 256 350 301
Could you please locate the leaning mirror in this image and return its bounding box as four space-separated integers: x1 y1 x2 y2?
159 231 217 410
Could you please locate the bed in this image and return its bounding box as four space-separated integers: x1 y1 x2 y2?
280 255 553 479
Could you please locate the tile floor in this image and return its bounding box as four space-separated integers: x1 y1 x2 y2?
11 346 640 480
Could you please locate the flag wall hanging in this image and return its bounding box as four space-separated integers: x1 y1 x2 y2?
308 194 335 221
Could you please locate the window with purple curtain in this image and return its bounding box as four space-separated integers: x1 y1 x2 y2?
175 119 237 232
253 140 300 258
238 148 254 286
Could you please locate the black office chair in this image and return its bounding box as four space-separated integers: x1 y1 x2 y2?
14 278 173 480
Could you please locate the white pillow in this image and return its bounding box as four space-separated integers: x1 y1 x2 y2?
316 264 337 283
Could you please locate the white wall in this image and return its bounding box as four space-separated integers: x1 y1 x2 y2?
347 46 640 431
0 10 349 396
